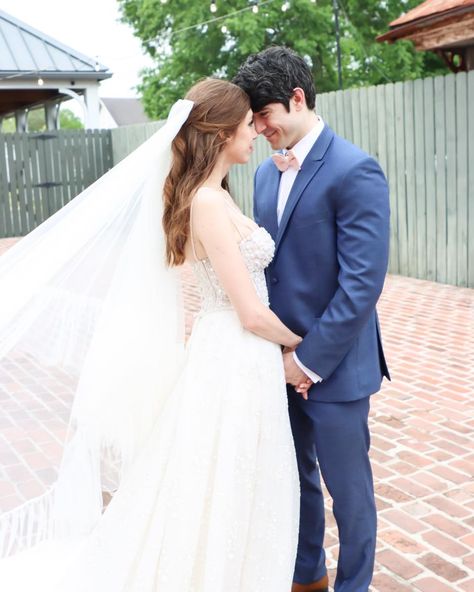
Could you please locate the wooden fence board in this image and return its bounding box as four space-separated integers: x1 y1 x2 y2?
70 132 80 198
22 133 35 232
5 135 18 235
403 81 417 278
342 88 354 141
13 133 29 234
414 78 427 279
360 86 370 152
394 81 408 276
423 77 437 281
434 76 447 284
375 84 387 172
37 135 51 222
351 88 362 148
383 83 399 275
445 74 457 286
455 72 468 287
57 131 70 207
335 89 345 138
367 85 378 158
468 71 474 289
0 135 11 236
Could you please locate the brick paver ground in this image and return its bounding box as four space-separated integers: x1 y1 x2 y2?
1 236 473 591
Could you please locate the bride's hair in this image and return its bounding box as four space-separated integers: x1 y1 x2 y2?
163 78 250 266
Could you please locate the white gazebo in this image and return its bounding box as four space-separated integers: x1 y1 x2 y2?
0 9 112 131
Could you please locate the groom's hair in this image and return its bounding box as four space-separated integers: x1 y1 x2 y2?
233 46 316 113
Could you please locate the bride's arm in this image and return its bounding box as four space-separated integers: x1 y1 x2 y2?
191 189 301 349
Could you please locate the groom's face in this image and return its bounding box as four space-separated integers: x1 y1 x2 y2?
253 102 299 150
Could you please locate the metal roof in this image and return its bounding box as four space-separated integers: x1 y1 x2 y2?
0 9 111 79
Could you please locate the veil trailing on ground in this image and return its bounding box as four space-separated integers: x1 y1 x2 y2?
0 99 194 558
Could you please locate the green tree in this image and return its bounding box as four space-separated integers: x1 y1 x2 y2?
1 117 15 133
1 107 84 133
119 0 446 119
337 0 445 88
59 108 84 130
27 108 47 132
119 0 338 118
122 0 449 118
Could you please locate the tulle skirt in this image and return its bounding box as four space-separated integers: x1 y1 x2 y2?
0 309 299 591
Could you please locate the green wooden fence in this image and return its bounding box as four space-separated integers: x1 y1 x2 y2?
318 71 474 289
0 129 112 237
1 70 472 287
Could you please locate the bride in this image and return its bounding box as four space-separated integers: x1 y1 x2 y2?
0 78 307 590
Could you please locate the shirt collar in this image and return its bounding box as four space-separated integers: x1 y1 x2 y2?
287 116 325 167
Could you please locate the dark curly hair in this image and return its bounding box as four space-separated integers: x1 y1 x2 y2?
233 46 316 113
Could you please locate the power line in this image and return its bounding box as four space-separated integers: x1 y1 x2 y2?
142 0 278 45
337 0 393 83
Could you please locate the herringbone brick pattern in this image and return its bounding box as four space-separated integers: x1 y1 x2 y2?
1 237 473 591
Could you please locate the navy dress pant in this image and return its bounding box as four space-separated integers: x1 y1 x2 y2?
288 392 377 592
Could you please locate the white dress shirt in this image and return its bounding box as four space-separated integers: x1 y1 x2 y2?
277 117 325 223
275 118 325 384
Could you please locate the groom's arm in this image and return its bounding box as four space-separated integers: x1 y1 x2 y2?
295 156 390 380
293 354 322 383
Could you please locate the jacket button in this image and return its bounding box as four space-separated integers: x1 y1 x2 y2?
271 276 279 285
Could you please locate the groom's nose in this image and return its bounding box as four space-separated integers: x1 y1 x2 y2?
253 115 266 135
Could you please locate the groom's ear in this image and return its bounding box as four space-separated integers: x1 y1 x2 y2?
291 88 306 111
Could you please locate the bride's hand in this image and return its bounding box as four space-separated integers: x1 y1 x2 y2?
295 379 313 400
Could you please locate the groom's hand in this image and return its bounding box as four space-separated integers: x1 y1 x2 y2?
283 352 312 400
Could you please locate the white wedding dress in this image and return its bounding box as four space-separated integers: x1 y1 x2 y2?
0 224 299 591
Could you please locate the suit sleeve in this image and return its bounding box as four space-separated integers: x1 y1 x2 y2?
295 156 390 380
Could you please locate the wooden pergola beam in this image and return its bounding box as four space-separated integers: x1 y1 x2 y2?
0 89 65 117
398 12 474 50
377 2 474 72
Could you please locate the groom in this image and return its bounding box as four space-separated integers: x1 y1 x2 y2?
234 47 390 592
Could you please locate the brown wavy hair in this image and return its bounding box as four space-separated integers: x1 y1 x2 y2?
163 78 250 266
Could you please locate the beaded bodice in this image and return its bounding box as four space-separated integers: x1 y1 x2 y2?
190 226 274 313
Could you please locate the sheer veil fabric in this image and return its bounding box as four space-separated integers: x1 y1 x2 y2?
0 99 194 558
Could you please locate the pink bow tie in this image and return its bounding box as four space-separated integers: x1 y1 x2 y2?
272 150 300 172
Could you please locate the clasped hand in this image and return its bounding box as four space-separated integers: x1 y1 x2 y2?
282 348 312 400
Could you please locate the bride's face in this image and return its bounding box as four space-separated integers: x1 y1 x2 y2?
223 110 257 165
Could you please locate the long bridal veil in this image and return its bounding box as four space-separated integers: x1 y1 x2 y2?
0 99 194 558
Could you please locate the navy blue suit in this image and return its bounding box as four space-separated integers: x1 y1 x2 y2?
253 125 390 591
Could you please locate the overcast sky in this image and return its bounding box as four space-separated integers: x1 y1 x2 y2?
2 0 152 98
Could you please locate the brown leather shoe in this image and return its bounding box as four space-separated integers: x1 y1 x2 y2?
291 574 329 592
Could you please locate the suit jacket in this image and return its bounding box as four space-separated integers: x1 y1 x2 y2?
254 125 390 402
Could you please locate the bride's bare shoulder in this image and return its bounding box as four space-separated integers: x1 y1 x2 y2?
191 187 236 244
192 187 228 216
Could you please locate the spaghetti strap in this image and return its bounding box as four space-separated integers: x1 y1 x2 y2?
189 198 200 262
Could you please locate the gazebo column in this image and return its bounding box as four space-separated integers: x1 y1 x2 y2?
84 85 100 129
15 109 27 132
45 101 60 130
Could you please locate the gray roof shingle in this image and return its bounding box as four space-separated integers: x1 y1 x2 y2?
0 9 111 78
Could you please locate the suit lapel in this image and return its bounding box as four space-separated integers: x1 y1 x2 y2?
260 164 281 241
275 126 334 253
